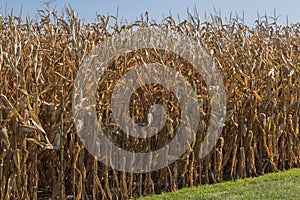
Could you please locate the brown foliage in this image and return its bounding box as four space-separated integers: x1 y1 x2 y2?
0 8 299 199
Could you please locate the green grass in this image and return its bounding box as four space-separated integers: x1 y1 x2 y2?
136 168 300 200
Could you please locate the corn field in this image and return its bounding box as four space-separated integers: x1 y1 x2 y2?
0 7 299 199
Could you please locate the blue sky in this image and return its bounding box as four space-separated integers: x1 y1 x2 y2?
1 0 300 25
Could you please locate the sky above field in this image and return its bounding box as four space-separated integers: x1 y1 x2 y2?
1 0 300 26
